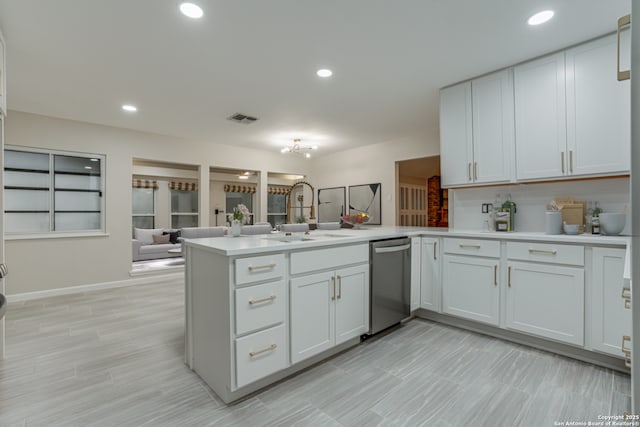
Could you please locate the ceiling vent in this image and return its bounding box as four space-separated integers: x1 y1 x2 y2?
227 113 259 124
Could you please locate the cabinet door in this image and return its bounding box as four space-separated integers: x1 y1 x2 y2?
442 255 499 325
472 69 514 184
335 264 369 345
420 237 441 312
514 52 567 180
410 237 421 311
440 82 473 187
290 271 335 364
566 34 630 176
591 247 631 357
506 262 584 346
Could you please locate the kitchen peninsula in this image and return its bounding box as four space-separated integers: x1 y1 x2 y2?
183 227 629 403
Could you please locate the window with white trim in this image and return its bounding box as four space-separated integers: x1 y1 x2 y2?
4 147 106 235
132 187 155 230
170 189 199 228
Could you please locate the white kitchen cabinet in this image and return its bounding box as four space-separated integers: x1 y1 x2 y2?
506 261 584 346
442 254 499 326
514 52 567 180
440 70 514 188
440 82 472 187
591 247 631 357
0 29 5 116
565 34 630 176
290 263 368 364
410 237 421 311
420 237 441 312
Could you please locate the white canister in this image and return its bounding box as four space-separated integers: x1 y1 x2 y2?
545 211 562 235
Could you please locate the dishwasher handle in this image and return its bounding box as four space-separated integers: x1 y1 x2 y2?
374 244 411 254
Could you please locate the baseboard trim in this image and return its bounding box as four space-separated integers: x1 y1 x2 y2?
7 272 184 303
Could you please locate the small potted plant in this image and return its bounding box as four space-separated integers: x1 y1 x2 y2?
228 204 250 236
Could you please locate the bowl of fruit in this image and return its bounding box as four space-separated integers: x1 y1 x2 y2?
341 212 370 229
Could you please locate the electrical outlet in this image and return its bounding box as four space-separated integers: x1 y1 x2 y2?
481 203 489 214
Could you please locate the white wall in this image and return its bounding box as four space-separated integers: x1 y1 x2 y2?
4 111 308 294
308 134 439 225
451 177 631 234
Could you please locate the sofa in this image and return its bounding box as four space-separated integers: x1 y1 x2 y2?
132 227 226 262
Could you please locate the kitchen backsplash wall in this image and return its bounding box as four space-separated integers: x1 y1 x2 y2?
450 177 630 234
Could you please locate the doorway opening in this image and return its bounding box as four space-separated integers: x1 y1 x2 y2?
396 156 447 228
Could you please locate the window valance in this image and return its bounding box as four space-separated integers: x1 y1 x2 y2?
170 181 198 191
224 184 256 194
268 185 290 195
132 179 158 190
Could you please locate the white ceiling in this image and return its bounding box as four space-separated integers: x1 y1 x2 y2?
0 0 631 157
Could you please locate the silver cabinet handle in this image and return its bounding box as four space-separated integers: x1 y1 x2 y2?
248 294 276 305
622 286 631 309
569 150 574 174
248 263 276 271
459 243 481 249
493 265 498 287
467 163 472 181
474 162 478 181
249 343 277 357
374 244 411 254
622 335 632 368
337 275 342 299
561 152 565 174
433 242 437 260
528 248 557 255
617 14 631 81
331 276 336 300
508 266 512 288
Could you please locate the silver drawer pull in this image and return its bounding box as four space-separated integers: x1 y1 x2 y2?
459 244 481 249
248 294 276 305
249 343 277 357
528 248 557 255
622 335 632 368
248 263 276 271
622 287 631 309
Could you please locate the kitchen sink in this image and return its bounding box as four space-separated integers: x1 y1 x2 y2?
262 235 315 243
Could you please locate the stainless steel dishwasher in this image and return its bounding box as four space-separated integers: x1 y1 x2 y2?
369 237 411 335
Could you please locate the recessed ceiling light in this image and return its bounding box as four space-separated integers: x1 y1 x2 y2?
90 158 99 162
527 10 554 26
238 175 249 180
317 69 333 78
84 166 92 170
122 104 137 112
180 2 204 19
305 152 311 159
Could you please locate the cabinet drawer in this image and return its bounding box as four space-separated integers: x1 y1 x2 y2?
235 253 285 285
235 324 287 388
290 244 368 275
235 280 286 336
507 242 584 266
443 238 500 258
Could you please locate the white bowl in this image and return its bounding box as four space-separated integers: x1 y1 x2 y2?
563 223 579 235
599 213 626 235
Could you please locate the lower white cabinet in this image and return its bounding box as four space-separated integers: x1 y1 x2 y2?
591 247 631 357
290 263 369 364
506 261 584 346
442 254 499 325
420 237 441 312
235 324 287 388
410 237 421 311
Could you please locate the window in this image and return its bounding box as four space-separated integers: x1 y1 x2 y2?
132 187 155 230
171 189 198 228
225 192 253 225
267 193 287 227
4 148 105 235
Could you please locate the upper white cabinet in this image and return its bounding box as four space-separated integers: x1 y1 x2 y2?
440 70 514 187
514 52 567 180
565 34 630 176
0 29 6 116
514 34 630 181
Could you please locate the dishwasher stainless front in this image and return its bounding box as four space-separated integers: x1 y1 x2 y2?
369 237 411 335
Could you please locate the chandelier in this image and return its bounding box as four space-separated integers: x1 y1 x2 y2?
280 139 318 158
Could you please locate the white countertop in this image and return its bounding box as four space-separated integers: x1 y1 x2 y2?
182 226 629 257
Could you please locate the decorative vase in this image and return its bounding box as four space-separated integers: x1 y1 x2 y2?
231 220 241 237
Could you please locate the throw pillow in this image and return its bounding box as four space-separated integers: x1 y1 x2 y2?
134 228 163 245
152 234 171 244
163 230 181 244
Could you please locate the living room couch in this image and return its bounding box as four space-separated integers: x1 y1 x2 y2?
132 227 226 262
